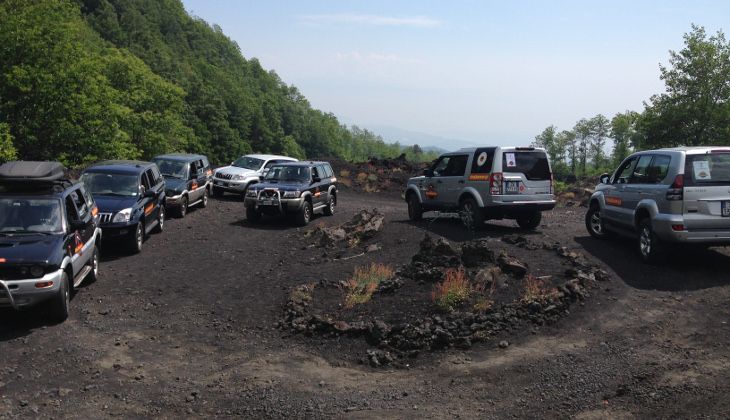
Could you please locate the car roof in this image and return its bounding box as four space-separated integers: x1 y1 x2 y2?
84 160 153 175
270 161 329 167
453 146 546 154
152 153 207 162
240 154 298 161
651 146 730 154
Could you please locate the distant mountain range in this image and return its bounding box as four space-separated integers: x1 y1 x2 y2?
349 123 479 153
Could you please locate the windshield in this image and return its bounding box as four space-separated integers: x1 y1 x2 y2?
232 156 264 170
80 172 139 197
152 159 188 179
263 166 311 183
0 198 63 233
685 153 730 186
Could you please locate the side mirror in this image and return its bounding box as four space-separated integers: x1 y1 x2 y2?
69 219 86 231
599 173 610 184
423 169 434 177
312 176 321 183
143 189 157 198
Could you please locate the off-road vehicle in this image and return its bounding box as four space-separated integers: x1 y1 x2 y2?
0 161 101 322
152 153 211 217
404 147 555 229
244 161 337 226
586 147 730 262
212 154 297 198
80 160 165 254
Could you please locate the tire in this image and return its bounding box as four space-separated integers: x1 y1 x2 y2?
516 211 542 230
177 196 188 218
246 206 261 223
323 195 336 216
48 271 70 323
85 245 100 284
585 205 608 239
213 186 224 197
296 201 313 226
152 205 165 233
128 222 144 254
460 197 484 228
638 218 665 263
201 189 209 208
407 193 423 221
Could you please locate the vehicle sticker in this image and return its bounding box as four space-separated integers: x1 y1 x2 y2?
425 184 438 199
693 160 711 180
605 196 623 206
144 203 154 216
468 174 488 181
476 152 488 167
505 153 516 167
191 181 198 190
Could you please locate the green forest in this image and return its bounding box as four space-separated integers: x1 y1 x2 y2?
0 0 435 167
534 25 730 178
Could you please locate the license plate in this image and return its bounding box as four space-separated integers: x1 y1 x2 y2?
504 181 519 194
722 201 730 217
262 199 273 205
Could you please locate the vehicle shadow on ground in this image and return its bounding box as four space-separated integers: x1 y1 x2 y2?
576 236 730 291
0 306 67 341
211 194 244 203
399 216 541 243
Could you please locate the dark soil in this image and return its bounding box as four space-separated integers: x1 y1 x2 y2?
1 190 729 418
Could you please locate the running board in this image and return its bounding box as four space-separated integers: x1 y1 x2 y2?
312 204 327 211
189 198 203 207
73 265 92 288
145 219 159 234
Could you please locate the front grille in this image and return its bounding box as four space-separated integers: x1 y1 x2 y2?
260 189 279 198
99 212 113 224
216 172 233 180
0 266 43 281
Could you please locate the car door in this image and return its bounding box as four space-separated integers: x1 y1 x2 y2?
316 164 332 205
310 165 325 207
140 171 157 229
65 189 95 276
602 156 637 226
620 154 654 228
423 155 453 208
439 154 469 206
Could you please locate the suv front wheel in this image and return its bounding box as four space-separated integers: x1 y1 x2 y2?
407 194 423 221
585 205 607 238
638 218 664 263
516 211 541 230
296 201 313 226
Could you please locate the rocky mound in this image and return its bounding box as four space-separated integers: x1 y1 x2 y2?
327 154 428 193
305 209 385 256
281 234 609 367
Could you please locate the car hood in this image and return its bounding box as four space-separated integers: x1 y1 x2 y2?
0 234 65 265
94 195 139 213
252 181 309 192
164 177 187 193
215 166 258 177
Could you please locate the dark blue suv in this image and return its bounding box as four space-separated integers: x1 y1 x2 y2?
81 161 166 253
151 153 212 218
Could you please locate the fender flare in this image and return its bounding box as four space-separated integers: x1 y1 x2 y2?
633 200 659 227
404 185 423 203
457 187 485 208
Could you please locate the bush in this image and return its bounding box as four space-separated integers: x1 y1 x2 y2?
520 275 559 303
432 268 471 312
344 263 394 308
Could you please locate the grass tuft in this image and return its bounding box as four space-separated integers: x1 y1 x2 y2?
521 275 559 303
431 268 471 312
344 263 395 308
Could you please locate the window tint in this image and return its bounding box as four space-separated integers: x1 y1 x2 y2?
646 155 671 184
70 189 88 218
150 165 163 185
444 155 468 176
684 153 730 186
471 147 496 174
502 151 551 180
311 166 320 179
613 157 637 184
141 172 151 191
80 186 94 208
65 196 79 221
323 164 333 178
145 169 157 187
629 155 653 184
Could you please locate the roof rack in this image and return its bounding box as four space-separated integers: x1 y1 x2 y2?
0 161 73 192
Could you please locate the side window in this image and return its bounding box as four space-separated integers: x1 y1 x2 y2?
141 172 151 193
613 157 638 184
444 154 468 177
646 155 671 184
196 160 204 175
323 164 333 178
65 196 79 222
264 160 279 169
80 186 94 208
629 155 654 184
150 166 163 185
202 157 210 169
188 161 198 178
70 189 88 218
311 166 320 180
432 156 451 177
145 169 157 187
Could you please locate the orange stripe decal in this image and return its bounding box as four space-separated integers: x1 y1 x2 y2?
0 258 5 263
468 174 489 181
74 242 84 254
605 197 623 206
91 206 99 216
144 203 154 216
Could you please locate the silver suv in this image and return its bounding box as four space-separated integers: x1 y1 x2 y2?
212 154 297 198
586 147 730 262
404 147 555 229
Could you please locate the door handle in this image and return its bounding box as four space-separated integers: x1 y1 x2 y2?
458 180 465 184
436 180 443 184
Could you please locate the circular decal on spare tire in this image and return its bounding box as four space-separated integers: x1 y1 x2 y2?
477 152 488 167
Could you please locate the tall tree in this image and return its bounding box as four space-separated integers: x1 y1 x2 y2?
611 111 642 165
641 25 730 147
588 114 610 170
557 130 577 175
573 119 591 175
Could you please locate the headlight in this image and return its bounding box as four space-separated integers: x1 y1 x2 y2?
30 265 45 278
232 174 245 181
112 207 133 223
246 189 258 197
282 190 301 198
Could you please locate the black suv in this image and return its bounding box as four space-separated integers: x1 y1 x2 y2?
151 153 212 217
0 161 101 322
243 161 337 226
80 160 165 253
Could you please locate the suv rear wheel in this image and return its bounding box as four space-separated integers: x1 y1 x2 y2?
201 189 209 208
516 211 542 230
585 205 607 238
86 245 100 284
638 218 664 263
460 197 484 228
407 194 423 221
152 205 165 233
323 195 336 216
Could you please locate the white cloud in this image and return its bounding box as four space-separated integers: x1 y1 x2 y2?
298 13 441 28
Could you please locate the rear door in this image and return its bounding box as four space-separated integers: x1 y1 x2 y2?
65 189 95 274
683 152 730 230
140 171 158 227
500 150 551 201
618 154 654 228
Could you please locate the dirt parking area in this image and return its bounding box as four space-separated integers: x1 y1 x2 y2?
1 191 729 418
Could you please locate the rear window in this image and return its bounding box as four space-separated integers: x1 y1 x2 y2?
502 151 551 180
685 153 730 186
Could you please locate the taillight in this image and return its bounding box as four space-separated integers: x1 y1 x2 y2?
666 174 684 201
489 172 502 195
549 173 554 195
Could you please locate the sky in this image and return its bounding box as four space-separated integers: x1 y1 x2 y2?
181 0 729 148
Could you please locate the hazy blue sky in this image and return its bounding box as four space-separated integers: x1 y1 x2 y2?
181 0 729 147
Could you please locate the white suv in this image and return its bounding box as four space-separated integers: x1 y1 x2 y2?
212 154 297 198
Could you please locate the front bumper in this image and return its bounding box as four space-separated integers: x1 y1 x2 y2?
244 195 305 215
488 198 556 212
212 178 250 193
653 214 730 244
0 268 63 310
165 193 184 207
100 222 136 239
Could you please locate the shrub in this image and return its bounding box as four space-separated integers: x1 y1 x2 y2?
521 275 559 303
344 263 395 308
432 268 471 312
